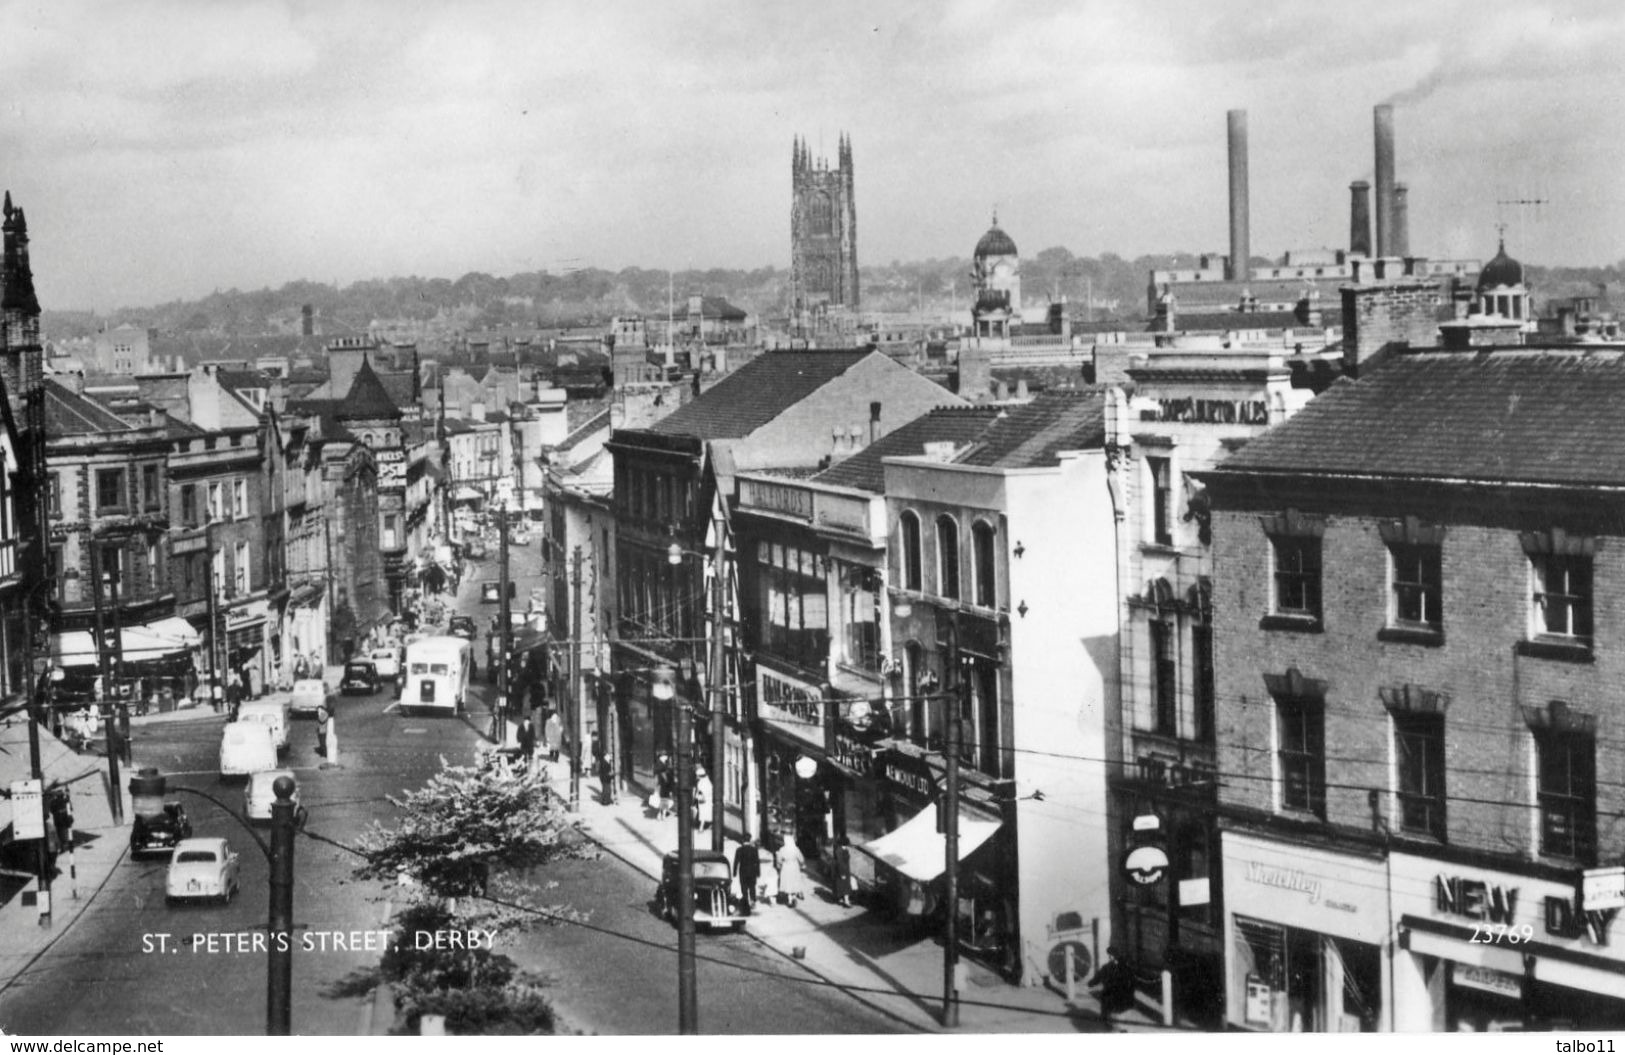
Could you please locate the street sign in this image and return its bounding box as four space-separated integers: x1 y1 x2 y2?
1580 866 1625 912
10 780 44 840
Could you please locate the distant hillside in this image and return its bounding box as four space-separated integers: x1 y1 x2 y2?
41 253 1625 341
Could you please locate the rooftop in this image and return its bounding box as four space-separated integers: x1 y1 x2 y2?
813 406 1003 493
649 348 871 440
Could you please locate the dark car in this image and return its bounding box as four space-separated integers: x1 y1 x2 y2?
448 615 478 640
653 850 746 931
131 802 193 859
339 659 379 696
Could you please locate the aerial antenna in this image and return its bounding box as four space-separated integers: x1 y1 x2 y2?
1495 195 1548 251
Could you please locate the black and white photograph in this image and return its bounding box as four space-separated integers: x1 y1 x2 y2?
1 0 1625 1042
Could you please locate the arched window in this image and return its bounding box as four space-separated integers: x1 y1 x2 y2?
937 515 960 600
809 191 833 236
972 520 997 608
899 511 922 591
904 640 926 746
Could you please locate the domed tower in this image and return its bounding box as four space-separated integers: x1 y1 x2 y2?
1475 237 1531 328
970 213 1021 339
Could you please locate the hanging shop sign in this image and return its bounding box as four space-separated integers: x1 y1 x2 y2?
1123 845 1170 886
831 729 875 778
1580 867 1625 913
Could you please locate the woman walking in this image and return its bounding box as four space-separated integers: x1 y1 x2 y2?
775 837 807 907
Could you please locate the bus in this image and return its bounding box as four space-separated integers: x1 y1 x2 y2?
401 635 473 716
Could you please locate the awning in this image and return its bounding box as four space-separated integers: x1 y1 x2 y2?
146 616 202 650
452 486 484 503
851 802 1001 883
52 621 199 667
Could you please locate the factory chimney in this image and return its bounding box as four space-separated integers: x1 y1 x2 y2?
1349 181 1372 258
1393 182 1410 259
1227 109 1249 282
1374 104 1396 257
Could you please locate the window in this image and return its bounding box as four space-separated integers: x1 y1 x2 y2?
233 479 247 519
837 561 880 672
903 640 928 746
1271 536 1321 618
1277 697 1325 817
1532 554 1593 642
234 541 250 595
383 514 399 550
972 521 997 608
48 472 61 516
754 542 828 669
936 516 960 600
1394 712 1446 839
207 482 223 522
1150 620 1176 736
1390 542 1442 630
141 464 159 509
1536 723 1596 863
181 484 197 527
899 511 922 591
1192 624 1215 742
96 468 125 512
1148 457 1173 546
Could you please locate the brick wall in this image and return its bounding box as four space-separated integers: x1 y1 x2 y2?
1341 282 1439 375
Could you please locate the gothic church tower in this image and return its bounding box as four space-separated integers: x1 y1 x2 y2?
790 134 859 313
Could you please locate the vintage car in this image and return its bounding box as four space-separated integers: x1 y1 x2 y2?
130 802 193 859
448 615 478 641
340 659 380 696
369 646 403 680
289 678 333 718
219 720 278 779
653 850 746 932
165 837 241 906
243 769 299 823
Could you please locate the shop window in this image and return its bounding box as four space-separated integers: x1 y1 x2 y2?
1148 456 1173 546
936 515 960 600
1276 696 1325 818
1150 620 1176 736
95 467 126 513
898 511 922 591
1388 541 1442 631
1534 722 1596 863
1192 623 1215 743
1393 711 1446 840
971 520 996 608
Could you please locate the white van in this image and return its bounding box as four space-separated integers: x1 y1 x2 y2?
219 721 278 779
237 699 289 753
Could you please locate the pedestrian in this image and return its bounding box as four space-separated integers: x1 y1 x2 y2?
833 835 853 907
315 702 329 756
210 675 224 714
775 836 807 907
1089 946 1137 1028
226 672 242 714
654 753 677 820
733 836 760 914
48 788 74 853
693 766 712 831
543 709 563 763
515 715 536 768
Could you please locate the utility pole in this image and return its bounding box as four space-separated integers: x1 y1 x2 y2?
569 546 583 813
708 526 726 850
22 597 51 925
106 554 130 768
267 775 296 1035
942 625 963 1028
674 689 698 1034
497 499 512 747
87 545 124 824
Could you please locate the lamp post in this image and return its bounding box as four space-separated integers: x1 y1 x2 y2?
654 664 698 1034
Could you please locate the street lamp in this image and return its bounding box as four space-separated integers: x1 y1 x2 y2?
654 664 698 1034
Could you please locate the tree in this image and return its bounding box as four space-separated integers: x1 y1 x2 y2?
356 754 587 898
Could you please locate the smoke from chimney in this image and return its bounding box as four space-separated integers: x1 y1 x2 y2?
1227 110 1249 282
1349 181 1372 258
1393 183 1410 259
1374 105 1396 257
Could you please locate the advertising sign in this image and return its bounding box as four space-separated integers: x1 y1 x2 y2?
9 780 44 840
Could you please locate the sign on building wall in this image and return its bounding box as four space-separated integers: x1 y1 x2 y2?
757 669 824 750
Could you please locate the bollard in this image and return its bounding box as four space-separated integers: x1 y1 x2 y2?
1161 968 1174 1026
1065 944 1076 1001
325 718 338 766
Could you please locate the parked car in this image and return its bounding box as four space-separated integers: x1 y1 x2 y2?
165 837 241 906
340 659 380 696
130 802 193 859
448 615 478 641
237 698 289 752
219 720 278 779
243 769 299 823
289 678 333 718
369 646 403 680
653 850 746 931
479 580 510 604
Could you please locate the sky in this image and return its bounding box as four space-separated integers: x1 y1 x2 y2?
4 0 1625 312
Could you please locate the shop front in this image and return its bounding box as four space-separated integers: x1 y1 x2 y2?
223 597 269 696
1222 830 1391 1032
1389 851 1625 1031
754 664 828 858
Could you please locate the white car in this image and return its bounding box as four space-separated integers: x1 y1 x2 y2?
369 647 402 680
243 769 299 823
165 837 241 905
289 678 332 718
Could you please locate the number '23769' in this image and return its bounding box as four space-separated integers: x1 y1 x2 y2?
1469 922 1535 944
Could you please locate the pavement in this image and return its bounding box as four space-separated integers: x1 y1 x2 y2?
503 756 1182 1035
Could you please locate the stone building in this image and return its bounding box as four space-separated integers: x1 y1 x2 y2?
791 134 859 315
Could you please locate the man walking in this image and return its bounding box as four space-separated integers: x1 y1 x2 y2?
515 714 537 769
733 837 761 914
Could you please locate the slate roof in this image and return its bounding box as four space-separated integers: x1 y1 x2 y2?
813 406 1004 493
44 379 130 435
1212 347 1625 486
337 357 403 420
649 349 871 439
955 387 1107 468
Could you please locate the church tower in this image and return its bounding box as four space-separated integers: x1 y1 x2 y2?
790 134 859 314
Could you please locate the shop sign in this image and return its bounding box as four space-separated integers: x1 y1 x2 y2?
1223 832 1387 943
1580 867 1625 913
831 730 874 777
226 598 269 629
9 780 44 840
877 752 938 801
1451 963 1523 999
1123 845 1169 886
1135 751 1218 790
1392 853 1625 953
1151 397 1269 426
740 479 811 520
757 670 824 750
378 448 406 489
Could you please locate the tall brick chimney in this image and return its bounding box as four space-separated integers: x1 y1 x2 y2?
1227 109 1249 282
1349 181 1372 258
1393 182 1410 259
1374 105 1396 258
1341 281 1438 377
